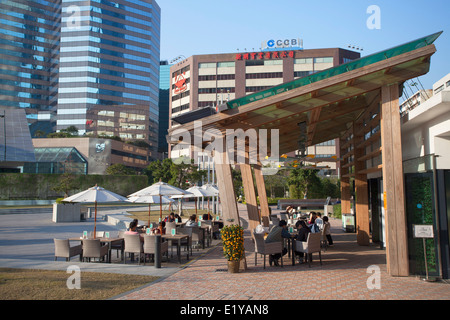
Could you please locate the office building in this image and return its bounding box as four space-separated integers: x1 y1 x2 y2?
169 47 360 173
1 0 161 153
158 60 172 157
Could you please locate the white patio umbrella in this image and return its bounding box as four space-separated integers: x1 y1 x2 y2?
128 180 188 221
200 184 220 217
127 195 174 227
172 186 209 216
63 185 128 238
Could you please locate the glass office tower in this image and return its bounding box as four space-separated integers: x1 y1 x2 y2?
1 0 161 136
58 0 160 134
0 0 61 115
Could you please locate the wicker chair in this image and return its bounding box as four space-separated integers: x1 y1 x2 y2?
123 233 143 264
82 239 109 262
143 235 169 265
253 232 284 269
54 239 82 262
89 231 105 238
294 232 322 267
177 227 193 256
165 222 177 236
321 223 330 251
190 226 204 250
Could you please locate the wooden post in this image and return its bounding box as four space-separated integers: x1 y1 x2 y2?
354 124 371 246
214 151 247 271
380 84 409 276
240 163 260 232
253 162 270 227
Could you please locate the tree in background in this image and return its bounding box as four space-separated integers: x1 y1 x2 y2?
106 163 135 175
288 168 322 199
51 173 80 198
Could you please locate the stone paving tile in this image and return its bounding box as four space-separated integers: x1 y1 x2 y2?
116 209 450 301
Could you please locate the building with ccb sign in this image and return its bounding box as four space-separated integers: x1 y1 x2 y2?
168 47 360 173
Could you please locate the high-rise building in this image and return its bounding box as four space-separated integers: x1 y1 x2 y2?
1 0 161 152
158 60 172 157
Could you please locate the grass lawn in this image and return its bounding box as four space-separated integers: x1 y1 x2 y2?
0 268 158 300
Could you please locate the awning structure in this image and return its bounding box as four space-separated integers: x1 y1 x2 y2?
170 32 441 155
168 32 442 276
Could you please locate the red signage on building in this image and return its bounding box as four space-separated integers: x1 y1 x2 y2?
174 72 187 94
235 51 294 60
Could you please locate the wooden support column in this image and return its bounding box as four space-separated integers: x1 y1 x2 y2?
380 84 409 277
353 123 371 246
253 162 270 227
240 163 260 232
339 136 352 215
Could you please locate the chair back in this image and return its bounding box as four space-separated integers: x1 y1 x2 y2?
280 213 288 221
82 239 101 258
118 230 125 238
322 223 330 240
166 222 177 235
306 232 321 253
124 233 142 253
253 232 266 254
178 227 192 237
270 216 280 226
191 226 203 241
261 216 270 227
54 239 70 257
89 231 105 238
143 235 156 253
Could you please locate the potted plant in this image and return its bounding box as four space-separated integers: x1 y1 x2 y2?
220 224 245 273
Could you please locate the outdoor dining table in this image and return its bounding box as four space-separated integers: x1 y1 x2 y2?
162 233 189 264
69 237 124 263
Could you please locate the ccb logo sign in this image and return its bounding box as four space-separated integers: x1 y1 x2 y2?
264 38 301 49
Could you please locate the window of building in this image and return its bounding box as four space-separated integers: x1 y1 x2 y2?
217 61 235 68
172 65 190 78
198 62 216 69
217 74 235 80
198 75 216 81
264 60 283 66
446 80 450 88
98 110 115 117
317 139 336 146
171 104 190 114
246 72 283 79
172 90 190 101
294 71 313 78
294 58 313 64
434 84 444 94
314 57 333 63
246 86 272 93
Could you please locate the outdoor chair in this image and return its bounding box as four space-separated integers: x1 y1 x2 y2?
123 233 144 265
143 235 169 265
294 232 322 267
82 239 109 262
270 216 280 227
321 223 330 251
190 226 204 250
89 231 105 238
165 222 177 235
177 227 193 256
253 232 284 269
54 239 82 262
280 213 289 221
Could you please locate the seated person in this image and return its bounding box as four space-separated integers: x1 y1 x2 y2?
174 213 182 223
294 220 311 262
185 215 197 227
202 213 212 220
125 220 144 242
164 212 176 223
265 220 291 266
154 221 166 235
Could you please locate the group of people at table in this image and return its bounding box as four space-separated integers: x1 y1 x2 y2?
125 212 216 238
264 207 333 266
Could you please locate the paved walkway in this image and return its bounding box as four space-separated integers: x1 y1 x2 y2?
0 204 449 300
116 204 450 300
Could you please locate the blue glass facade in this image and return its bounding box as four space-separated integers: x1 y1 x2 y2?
0 0 60 113
57 0 160 134
0 0 161 145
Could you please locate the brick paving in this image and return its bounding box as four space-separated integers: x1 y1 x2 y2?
116 205 450 300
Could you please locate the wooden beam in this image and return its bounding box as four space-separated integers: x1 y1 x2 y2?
253 163 270 227
380 84 409 277
354 123 371 246
240 163 260 233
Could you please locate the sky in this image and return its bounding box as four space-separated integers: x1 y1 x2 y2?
157 0 450 91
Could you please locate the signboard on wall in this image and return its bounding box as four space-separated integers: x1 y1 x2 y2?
413 224 434 238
